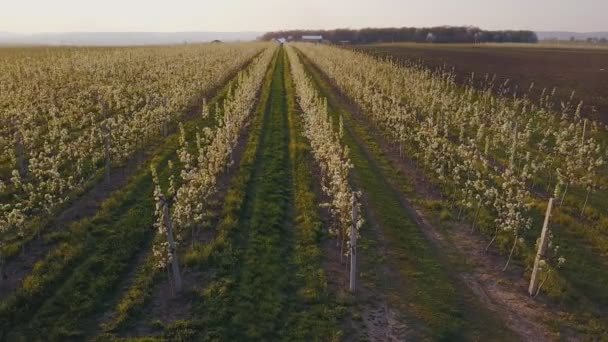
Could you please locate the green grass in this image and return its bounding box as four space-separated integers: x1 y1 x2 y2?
194 47 295 341
231 46 294 339
191 47 343 341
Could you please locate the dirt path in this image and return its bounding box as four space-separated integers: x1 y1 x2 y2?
353 191 415 342
374 131 565 341
228 47 296 339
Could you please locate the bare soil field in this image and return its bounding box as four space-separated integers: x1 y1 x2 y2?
357 43 608 123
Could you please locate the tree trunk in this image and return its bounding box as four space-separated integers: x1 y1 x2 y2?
100 97 111 183
339 230 344 264
162 198 182 294
545 180 551 194
470 200 482 232
350 193 358 293
529 198 553 296
581 119 587 145
510 123 518 170
485 228 499 252
104 123 111 184
191 226 196 249
535 272 550 297
560 182 569 206
502 234 518 271
15 131 27 178
580 188 591 218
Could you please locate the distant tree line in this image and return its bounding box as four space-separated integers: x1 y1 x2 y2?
260 26 538 44
585 37 608 43
561 36 608 43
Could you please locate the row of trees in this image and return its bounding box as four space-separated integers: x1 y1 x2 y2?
285 45 363 291
261 26 538 44
151 46 276 292
0 44 266 257
294 43 606 295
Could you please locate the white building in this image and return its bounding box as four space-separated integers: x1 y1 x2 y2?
301 35 323 42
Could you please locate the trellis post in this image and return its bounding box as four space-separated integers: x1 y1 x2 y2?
529 197 553 296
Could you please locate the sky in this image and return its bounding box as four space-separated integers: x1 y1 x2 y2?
1 0 607 34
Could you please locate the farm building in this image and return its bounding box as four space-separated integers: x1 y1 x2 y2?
302 35 323 42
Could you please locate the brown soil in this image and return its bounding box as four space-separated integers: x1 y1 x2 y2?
358 43 608 124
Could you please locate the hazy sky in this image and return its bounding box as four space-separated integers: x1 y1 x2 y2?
2 0 606 33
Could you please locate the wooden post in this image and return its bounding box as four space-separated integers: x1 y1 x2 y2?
510 123 518 170
581 187 591 217
581 119 587 145
528 197 554 296
162 97 169 137
100 96 111 184
103 123 111 184
161 196 182 293
15 130 27 178
349 192 358 293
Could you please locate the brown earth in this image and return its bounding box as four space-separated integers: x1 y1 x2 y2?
357 43 608 124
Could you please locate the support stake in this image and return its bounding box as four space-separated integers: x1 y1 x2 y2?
529 197 553 296
350 192 358 293
161 196 182 294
